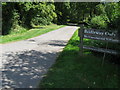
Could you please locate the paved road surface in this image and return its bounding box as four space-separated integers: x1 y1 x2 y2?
0 26 79 88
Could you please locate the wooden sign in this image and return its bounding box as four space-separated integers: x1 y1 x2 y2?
83 29 119 43
83 45 118 55
84 29 117 37
78 26 120 55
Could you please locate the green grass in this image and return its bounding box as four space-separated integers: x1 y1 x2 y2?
0 24 65 44
39 30 119 88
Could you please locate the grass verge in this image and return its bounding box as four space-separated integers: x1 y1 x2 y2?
39 30 119 88
0 24 65 44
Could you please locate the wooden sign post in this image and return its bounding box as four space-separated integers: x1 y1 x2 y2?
79 25 84 56
78 26 120 56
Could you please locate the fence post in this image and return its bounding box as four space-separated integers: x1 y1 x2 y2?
79 25 84 56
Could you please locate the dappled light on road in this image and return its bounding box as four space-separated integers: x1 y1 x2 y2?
2 50 57 88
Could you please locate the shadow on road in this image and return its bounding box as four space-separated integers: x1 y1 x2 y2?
2 50 57 88
40 40 67 47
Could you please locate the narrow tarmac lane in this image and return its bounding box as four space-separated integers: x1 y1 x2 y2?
0 26 79 88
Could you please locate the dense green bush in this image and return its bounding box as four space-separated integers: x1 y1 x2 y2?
2 2 57 35
10 10 20 33
104 3 120 29
95 4 106 16
90 15 108 29
2 3 14 35
30 3 57 26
